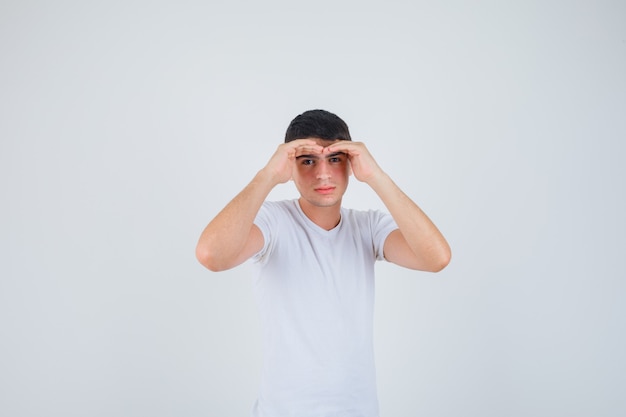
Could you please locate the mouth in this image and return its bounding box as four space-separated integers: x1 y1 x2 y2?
314 186 335 195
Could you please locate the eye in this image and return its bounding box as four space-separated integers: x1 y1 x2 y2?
329 157 341 163
301 159 315 166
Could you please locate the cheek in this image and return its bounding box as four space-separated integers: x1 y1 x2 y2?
294 166 313 178
292 168 314 187
333 165 350 177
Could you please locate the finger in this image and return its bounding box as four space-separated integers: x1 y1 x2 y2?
295 142 323 150
294 145 324 156
325 142 358 154
288 138 320 148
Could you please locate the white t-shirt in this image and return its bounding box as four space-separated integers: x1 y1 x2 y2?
251 199 398 417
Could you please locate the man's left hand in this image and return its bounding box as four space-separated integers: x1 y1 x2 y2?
324 141 384 184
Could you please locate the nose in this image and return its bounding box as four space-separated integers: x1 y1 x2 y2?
316 160 331 180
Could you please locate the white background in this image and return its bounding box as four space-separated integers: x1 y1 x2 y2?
2 1 625 416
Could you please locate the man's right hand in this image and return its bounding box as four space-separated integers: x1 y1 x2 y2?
262 139 324 185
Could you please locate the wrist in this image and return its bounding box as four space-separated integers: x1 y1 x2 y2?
365 169 390 188
255 167 283 188
366 172 396 196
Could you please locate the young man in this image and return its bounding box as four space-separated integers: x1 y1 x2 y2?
196 109 451 417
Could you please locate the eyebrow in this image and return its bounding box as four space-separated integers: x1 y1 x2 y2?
296 152 347 160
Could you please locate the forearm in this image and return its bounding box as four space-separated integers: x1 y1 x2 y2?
196 139 325 271
368 172 451 271
195 169 275 270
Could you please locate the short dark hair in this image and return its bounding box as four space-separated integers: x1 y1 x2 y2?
284 109 352 143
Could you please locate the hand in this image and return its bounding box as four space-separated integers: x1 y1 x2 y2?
263 139 324 185
324 141 384 184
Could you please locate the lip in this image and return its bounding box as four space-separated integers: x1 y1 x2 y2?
314 186 335 195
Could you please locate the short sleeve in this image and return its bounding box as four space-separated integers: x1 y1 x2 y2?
251 201 275 264
371 211 398 261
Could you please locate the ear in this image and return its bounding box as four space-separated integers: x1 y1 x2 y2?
347 160 353 176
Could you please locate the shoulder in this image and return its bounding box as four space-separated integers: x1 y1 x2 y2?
340 208 396 242
259 199 298 216
256 199 300 228
342 207 394 227
261 199 297 210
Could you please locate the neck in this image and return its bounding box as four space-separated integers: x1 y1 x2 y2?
298 198 342 231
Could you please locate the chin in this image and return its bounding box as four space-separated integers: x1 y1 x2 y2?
309 196 342 208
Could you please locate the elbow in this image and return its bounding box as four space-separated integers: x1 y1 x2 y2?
428 247 452 273
195 245 229 272
429 258 450 273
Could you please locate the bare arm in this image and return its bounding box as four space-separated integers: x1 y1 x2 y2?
324 142 451 272
195 139 324 271
195 172 272 272
370 173 451 272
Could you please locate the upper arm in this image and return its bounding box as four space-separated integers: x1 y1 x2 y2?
229 224 265 269
198 224 264 272
383 229 434 271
